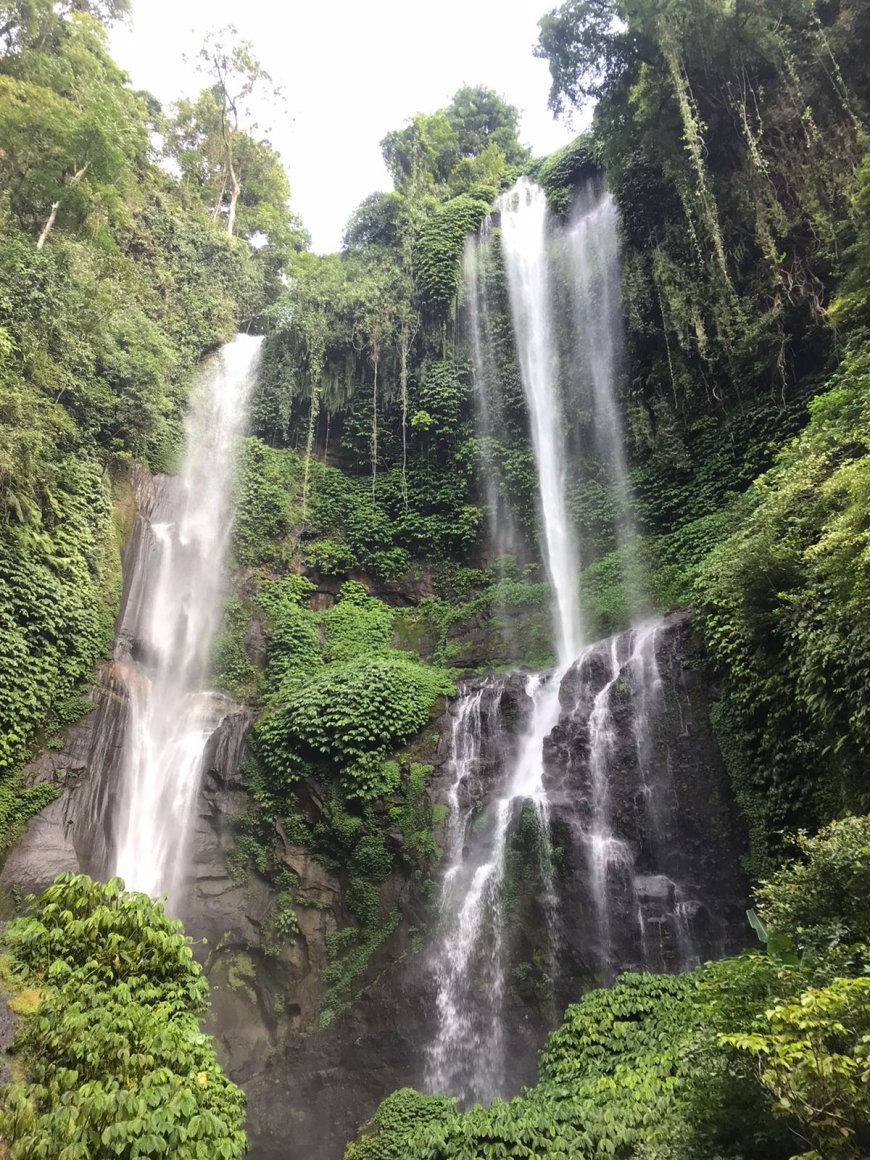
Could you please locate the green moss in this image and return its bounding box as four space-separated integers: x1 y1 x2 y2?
534 134 601 216
320 910 401 1028
225 950 258 1003
414 194 493 314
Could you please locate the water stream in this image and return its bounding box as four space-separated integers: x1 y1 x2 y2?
425 178 709 1102
563 185 642 608
498 177 583 668
113 333 262 906
425 674 562 1103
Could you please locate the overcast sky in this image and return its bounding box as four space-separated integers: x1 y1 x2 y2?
111 0 579 252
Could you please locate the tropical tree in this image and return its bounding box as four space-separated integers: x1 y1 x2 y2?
0 13 147 246
169 26 282 240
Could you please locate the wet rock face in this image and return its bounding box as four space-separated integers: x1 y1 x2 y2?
183 724 436 1160
545 610 748 996
0 662 128 901
411 611 749 1119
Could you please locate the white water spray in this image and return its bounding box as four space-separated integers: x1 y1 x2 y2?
498 178 583 667
426 674 562 1103
113 334 262 905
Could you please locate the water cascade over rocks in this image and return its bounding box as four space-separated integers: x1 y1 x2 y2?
0 206 751 1160
424 674 561 1102
113 334 262 905
424 181 748 1105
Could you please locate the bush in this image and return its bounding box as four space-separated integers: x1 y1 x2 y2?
0 873 246 1160
756 815 870 958
258 654 452 778
253 580 452 799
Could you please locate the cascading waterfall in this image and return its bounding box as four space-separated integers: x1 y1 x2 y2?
424 682 504 1102
425 178 725 1103
563 186 642 608
425 675 562 1103
426 180 586 1102
498 177 583 668
568 621 701 976
113 333 262 906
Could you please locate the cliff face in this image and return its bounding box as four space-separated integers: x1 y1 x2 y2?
545 611 749 994
0 603 749 1160
0 660 124 894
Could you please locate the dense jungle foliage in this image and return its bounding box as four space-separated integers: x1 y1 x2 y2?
0 873 246 1159
2 0 870 1153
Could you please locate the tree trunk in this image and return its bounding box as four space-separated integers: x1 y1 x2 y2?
399 334 409 512
36 163 89 250
226 160 241 237
371 353 379 505
36 202 60 251
213 169 229 218
301 381 321 520
396 314 418 513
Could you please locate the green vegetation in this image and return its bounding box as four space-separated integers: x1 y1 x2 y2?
0 873 246 1158
249 577 453 796
3 0 870 1151
691 160 870 873
0 3 300 848
346 817 870 1159
224 573 452 1019
247 83 531 590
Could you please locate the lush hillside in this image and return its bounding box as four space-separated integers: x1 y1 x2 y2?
0 0 300 846
1 0 870 1156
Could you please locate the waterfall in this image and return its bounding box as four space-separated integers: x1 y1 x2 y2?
425 675 561 1105
566 621 702 977
423 177 735 1103
113 334 262 905
426 184 581 1102
498 177 583 668
563 186 641 608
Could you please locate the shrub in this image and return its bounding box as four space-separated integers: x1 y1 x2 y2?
0 873 246 1160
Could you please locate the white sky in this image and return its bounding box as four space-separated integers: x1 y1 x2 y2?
111 0 579 252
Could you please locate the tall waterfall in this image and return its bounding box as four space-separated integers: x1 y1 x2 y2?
422 178 744 1106
563 186 641 608
499 177 583 668
426 179 590 1102
113 334 262 905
